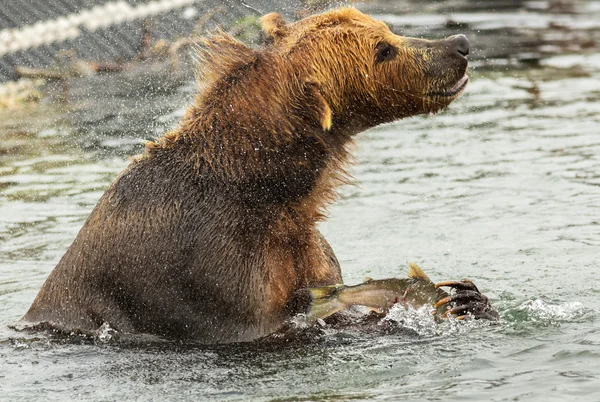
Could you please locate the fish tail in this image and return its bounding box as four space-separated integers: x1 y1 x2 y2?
306 285 345 321
307 297 346 321
308 285 340 300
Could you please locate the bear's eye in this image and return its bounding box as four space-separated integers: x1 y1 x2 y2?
375 43 397 63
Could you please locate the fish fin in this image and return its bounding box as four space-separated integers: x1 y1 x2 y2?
307 295 346 321
362 277 374 283
306 284 346 320
308 284 341 300
407 262 432 281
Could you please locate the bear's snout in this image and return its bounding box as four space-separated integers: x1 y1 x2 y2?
450 34 469 57
441 34 470 59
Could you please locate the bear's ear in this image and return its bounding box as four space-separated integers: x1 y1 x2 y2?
302 81 333 131
260 12 289 42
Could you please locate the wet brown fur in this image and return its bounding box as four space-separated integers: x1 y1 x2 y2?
20 8 468 343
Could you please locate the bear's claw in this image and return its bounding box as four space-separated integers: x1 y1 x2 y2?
435 279 499 321
435 279 479 292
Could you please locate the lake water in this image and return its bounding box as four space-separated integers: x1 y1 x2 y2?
1 3 600 401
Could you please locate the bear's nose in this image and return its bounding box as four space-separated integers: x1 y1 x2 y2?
451 34 469 57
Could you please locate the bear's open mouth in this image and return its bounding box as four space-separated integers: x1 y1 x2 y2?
428 75 469 97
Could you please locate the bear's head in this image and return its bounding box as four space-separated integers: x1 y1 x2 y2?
191 8 469 136
166 8 469 171
257 8 469 134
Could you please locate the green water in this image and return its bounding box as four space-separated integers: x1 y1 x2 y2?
1 4 600 401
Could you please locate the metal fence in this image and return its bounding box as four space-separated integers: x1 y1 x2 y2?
0 0 295 82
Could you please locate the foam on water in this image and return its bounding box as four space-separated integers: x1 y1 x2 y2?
516 299 589 322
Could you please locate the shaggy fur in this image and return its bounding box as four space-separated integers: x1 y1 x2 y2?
20 8 468 343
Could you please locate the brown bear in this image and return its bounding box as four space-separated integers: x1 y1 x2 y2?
19 8 484 343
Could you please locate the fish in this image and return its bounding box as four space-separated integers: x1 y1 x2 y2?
307 263 478 321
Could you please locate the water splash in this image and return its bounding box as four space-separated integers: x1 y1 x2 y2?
500 299 595 336
382 304 491 337
383 305 438 336
516 299 588 323
9 338 31 350
287 313 315 330
96 322 118 343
